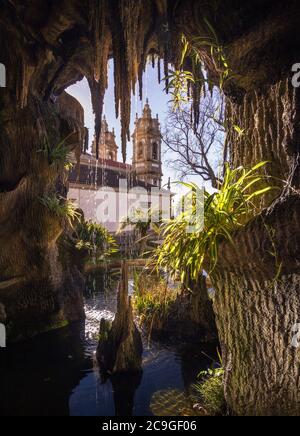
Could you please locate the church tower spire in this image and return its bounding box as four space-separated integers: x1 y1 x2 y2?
132 100 163 188
92 116 118 161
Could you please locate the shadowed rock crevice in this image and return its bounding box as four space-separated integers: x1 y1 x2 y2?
1 0 300 416
0 89 86 341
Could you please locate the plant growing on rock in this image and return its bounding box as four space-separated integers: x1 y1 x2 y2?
193 367 225 416
133 272 179 335
39 135 74 171
39 194 81 227
75 220 118 260
165 20 231 113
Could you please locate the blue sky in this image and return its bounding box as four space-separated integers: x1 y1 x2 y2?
66 60 221 200
67 60 173 189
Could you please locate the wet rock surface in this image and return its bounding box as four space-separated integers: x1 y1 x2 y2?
97 264 143 376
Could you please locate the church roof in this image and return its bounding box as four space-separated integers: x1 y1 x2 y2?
69 160 154 190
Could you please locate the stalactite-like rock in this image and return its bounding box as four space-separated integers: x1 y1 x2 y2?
88 0 110 159
97 263 143 375
3 7 300 421
109 0 149 162
88 77 105 160
2 0 228 165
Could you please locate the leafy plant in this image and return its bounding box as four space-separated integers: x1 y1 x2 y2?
39 135 74 170
119 208 154 236
165 20 231 111
166 68 195 111
75 220 118 260
193 367 225 415
154 162 274 281
233 125 245 137
133 272 178 331
39 194 81 227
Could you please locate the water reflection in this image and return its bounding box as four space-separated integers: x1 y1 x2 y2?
111 371 143 416
0 322 87 416
0 269 218 416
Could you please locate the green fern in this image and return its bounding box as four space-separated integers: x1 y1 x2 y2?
75 220 118 259
39 135 74 170
39 194 80 227
154 162 274 282
165 21 232 111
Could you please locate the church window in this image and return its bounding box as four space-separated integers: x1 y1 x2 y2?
138 142 143 159
152 142 158 160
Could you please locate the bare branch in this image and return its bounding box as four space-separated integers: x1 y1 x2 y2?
163 91 225 189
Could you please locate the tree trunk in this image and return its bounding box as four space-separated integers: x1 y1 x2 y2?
212 195 300 416
226 78 300 194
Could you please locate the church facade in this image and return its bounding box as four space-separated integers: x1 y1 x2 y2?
132 100 163 188
68 101 170 233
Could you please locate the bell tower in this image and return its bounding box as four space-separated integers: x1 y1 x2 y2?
92 116 118 161
132 100 163 188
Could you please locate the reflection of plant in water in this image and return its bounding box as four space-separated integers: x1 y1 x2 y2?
150 389 204 417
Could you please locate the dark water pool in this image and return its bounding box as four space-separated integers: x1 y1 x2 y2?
0 270 218 416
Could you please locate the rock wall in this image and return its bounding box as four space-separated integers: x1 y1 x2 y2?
1 0 300 415
0 91 86 341
212 196 300 415
225 79 300 206
145 276 217 343
188 0 300 415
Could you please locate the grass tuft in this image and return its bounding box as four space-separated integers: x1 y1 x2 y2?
193 367 225 415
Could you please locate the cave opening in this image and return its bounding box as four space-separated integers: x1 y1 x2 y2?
1 0 300 418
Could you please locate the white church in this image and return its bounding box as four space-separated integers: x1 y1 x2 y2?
68 100 172 233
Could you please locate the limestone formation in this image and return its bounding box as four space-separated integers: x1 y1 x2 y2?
1 0 300 415
97 263 143 375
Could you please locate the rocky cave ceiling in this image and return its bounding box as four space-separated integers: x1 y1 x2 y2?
1 0 300 161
